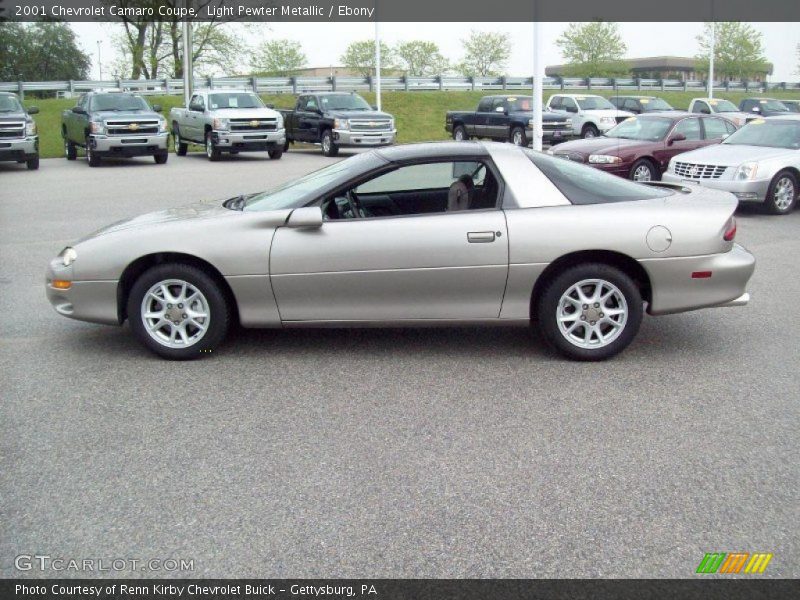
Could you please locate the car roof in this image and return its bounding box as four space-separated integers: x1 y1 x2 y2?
628 110 692 119
376 141 490 162
611 95 660 99
198 88 255 94
553 93 602 97
763 114 800 122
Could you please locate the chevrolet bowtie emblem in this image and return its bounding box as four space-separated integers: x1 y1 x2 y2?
250 120 259 127
128 123 139 131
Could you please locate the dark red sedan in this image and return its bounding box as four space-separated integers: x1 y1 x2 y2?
549 112 737 181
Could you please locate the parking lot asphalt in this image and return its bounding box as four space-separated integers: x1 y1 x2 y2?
1 150 798 578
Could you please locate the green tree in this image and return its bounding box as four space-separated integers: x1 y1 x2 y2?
457 31 511 77
395 40 450 76
0 21 90 81
251 39 307 76
696 22 771 81
555 22 628 77
340 40 396 77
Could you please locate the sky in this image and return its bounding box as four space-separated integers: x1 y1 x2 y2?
70 21 800 81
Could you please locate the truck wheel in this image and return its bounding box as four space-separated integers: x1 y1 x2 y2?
581 124 600 139
86 137 100 167
453 125 469 141
154 151 169 165
283 139 290 152
764 170 797 215
321 129 339 157
64 138 77 160
510 126 528 146
205 133 221 161
173 126 188 156
26 155 40 170
268 145 283 160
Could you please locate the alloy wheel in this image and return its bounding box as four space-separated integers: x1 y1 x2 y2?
140 279 210 349
513 130 524 145
556 279 628 349
774 177 795 211
633 165 652 181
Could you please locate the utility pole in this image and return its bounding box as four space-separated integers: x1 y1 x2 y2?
375 21 382 111
708 21 715 99
182 18 192 104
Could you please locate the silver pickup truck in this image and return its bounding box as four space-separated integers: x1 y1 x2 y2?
170 89 286 161
0 92 40 170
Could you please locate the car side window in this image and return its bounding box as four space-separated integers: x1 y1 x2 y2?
478 98 493 112
562 97 578 112
305 97 318 111
491 98 508 113
724 119 737 134
321 160 500 220
549 96 562 110
741 100 753 111
623 98 639 111
673 118 702 141
189 94 204 111
703 117 731 140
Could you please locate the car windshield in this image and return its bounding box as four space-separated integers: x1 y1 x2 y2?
783 101 800 113
708 99 738 113
243 152 383 211
640 98 673 111
605 117 672 141
0 95 22 112
208 93 264 109
90 94 150 111
576 96 615 110
508 97 533 111
756 99 789 112
722 119 800 149
319 94 372 111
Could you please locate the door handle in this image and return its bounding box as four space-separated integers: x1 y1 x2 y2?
467 231 496 243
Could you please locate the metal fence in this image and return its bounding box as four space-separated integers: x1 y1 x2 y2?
2 75 800 99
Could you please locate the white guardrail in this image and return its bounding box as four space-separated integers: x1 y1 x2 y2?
1 75 799 98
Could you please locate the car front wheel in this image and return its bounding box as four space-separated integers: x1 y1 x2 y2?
765 170 797 215
537 263 643 361
453 125 468 141
630 159 657 182
321 129 339 157
205 133 221 161
581 124 600 139
127 264 230 360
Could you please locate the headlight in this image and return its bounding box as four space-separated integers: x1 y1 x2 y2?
59 247 77 267
600 117 616 125
389 118 395 130
734 162 758 180
334 118 349 130
26 121 37 136
212 118 229 131
158 119 168 133
527 118 534 128
275 114 284 129
588 154 622 164
89 121 105 134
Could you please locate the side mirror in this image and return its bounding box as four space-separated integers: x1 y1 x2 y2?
371 104 378 111
751 106 761 113
495 106 505 113
265 103 275 109
151 104 162 112
27 106 39 114
72 106 86 115
668 133 687 145
287 206 323 229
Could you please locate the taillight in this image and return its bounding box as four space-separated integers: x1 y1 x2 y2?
723 217 737 242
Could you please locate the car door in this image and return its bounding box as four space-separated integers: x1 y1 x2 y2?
473 97 494 137
69 95 88 142
654 117 705 169
296 96 320 142
700 117 735 146
487 97 510 139
269 159 510 322
187 94 205 140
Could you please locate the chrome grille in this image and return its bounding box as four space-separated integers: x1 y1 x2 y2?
0 121 25 139
230 118 277 132
673 161 728 179
543 120 570 130
105 120 160 136
349 119 392 132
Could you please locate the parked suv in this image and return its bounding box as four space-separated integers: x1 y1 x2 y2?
61 91 169 167
739 98 791 117
547 94 633 138
688 97 755 128
0 92 39 170
609 95 674 114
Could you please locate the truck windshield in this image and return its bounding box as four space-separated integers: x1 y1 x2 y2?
604 117 672 141
722 119 800 149
576 97 615 110
0 95 22 112
90 94 150 112
640 98 673 111
208 93 264 109
708 99 738 113
319 94 372 111
756 99 790 112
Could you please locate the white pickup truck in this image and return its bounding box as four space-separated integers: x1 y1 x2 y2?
687 98 756 128
546 93 633 138
169 89 286 161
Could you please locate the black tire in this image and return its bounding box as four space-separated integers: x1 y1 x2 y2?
537 263 643 361
283 139 290 152
154 151 169 164
629 158 659 182
764 170 797 215
320 129 339 157
86 137 101 167
581 123 600 139
173 125 188 156
26 156 40 170
64 137 77 160
127 263 230 360
510 126 528 146
205 132 221 161
268 145 283 160
452 124 469 141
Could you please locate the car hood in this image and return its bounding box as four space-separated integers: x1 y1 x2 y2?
671 143 797 165
208 107 281 119
92 110 162 120
325 110 392 119
553 136 653 156
510 110 569 122
0 112 29 122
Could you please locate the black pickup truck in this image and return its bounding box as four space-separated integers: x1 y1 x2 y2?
279 92 396 157
446 95 573 146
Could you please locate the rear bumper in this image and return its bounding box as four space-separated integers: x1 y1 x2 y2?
212 128 285 150
90 132 169 156
333 129 396 146
0 136 38 160
662 173 771 203
641 244 756 315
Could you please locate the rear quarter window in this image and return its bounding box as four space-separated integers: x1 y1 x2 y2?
524 150 673 205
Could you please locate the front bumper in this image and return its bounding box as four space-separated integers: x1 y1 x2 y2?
529 126 574 144
662 172 771 203
333 129 396 146
640 243 756 315
90 132 169 156
0 136 38 161
212 128 286 150
45 257 120 326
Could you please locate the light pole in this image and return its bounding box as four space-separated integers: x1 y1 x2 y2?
532 21 543 151
97 40 103 81
375 21 382 111
708 22 715 99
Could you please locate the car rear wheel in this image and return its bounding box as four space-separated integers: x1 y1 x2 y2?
205 132 221 161
537 263 643 361
64 138 77 160
630 159 658 182
581 124 600 139
173 126 188 156
510 126 528 146
453 125 468 141
86 137 100 167
765 170 797 215
128 264 230 360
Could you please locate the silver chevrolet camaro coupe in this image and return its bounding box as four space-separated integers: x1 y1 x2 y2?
46 142 755 361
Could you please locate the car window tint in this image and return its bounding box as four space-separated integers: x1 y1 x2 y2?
524 150 673 205
478 98 493 111
673 118 702 140
549 96 562 109
703 117 731 140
